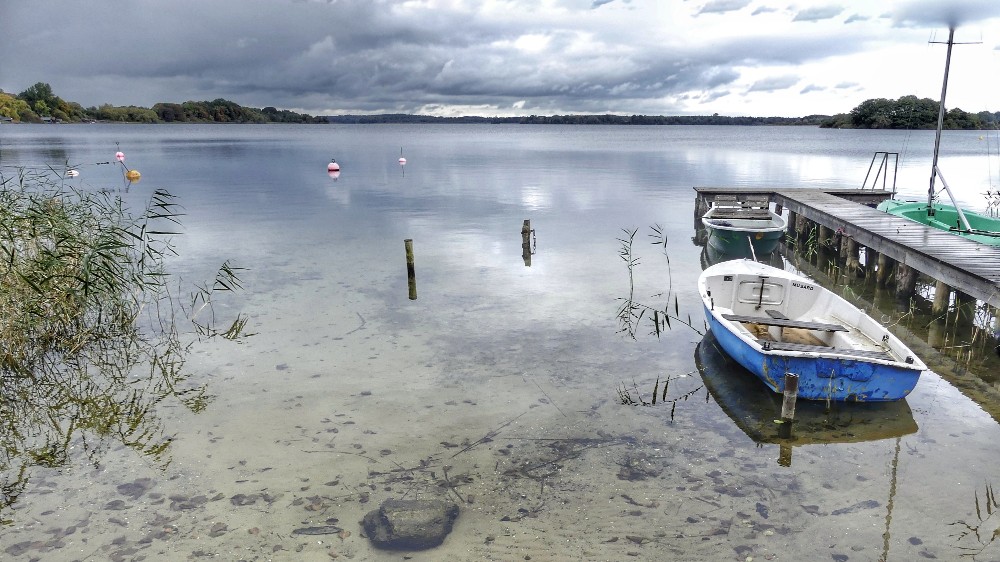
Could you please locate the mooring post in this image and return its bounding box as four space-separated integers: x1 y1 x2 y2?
778 443 793 467
932 280 951 317
521 219 533 266
778 373 799 440
404 239 417 300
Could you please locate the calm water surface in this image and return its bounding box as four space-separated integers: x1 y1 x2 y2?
2 124 1000 561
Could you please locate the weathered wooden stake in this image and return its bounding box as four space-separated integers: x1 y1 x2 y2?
778 443 793 467
895 264 918 299
932 281 952 317
818 225 831 248
521 219 533 266
404 239 417 300
876 253 894 287
778 373 799 440
795 215 809 242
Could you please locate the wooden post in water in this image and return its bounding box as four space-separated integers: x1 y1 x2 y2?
895 264 918 300
521 219 533 267
818 225 831 248
778 443 793 467
932 281 952 317
784 210 797 247
844 237 861 275
876 253 894 288
955 291 976 325
778 373 799 440
404 239 417 300
795 215 810 243
775 202 784 215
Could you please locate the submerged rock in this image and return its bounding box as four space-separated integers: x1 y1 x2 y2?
362 498 459 550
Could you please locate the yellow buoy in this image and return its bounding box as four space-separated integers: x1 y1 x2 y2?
125 169 141 182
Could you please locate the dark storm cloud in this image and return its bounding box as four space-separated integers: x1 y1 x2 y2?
892 0 1000 28
2 0 998 117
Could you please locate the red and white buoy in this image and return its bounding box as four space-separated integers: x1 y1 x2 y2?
398 147 406 166
327 158 340 172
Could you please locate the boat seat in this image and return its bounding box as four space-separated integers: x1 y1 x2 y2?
705 209 773 220
765 309 788 319
756 340 894 361
722 313 847 332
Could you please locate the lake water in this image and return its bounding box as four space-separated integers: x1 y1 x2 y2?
2 124 1000 561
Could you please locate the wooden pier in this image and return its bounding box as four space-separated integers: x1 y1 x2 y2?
694 187 1000 310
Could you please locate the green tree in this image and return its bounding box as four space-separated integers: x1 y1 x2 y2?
18 82 55 107
0 92 33 122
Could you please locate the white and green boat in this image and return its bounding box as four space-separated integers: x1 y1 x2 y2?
877 27 1000 247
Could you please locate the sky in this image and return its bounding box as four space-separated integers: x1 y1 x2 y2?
3 0 1000 118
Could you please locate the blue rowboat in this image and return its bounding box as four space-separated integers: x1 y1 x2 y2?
698 259 926 402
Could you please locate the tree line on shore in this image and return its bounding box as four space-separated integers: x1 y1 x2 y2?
2 82 998 128
0 82 324 124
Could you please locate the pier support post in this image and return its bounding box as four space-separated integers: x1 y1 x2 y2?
876 253 894 288
694 195 710 220
932 281 952 318
895 264 918 299
775 202 784 215
795 215 809 243
955 291 976 325
786 210 797 243
838 236 861 274
818 225 832 248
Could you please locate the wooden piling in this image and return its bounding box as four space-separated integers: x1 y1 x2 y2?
932 281 951 317
778 373 799 440
818 225 831 248
876 253 894 288
404 239 417 300
521 220 533 267
895 264 918 299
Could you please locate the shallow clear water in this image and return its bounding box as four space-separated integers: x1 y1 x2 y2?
2 124 999 561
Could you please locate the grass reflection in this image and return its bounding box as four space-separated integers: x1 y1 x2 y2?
951 482 1000 560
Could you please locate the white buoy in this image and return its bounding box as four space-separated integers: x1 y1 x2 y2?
327 159 340 172
66 169 80 177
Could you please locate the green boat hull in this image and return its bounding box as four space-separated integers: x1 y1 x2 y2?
877 200 1000 246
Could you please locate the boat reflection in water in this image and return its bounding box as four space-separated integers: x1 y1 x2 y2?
694 332 917 466
699 243 784 271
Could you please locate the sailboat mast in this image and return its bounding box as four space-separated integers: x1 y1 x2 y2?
929 27 955 207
